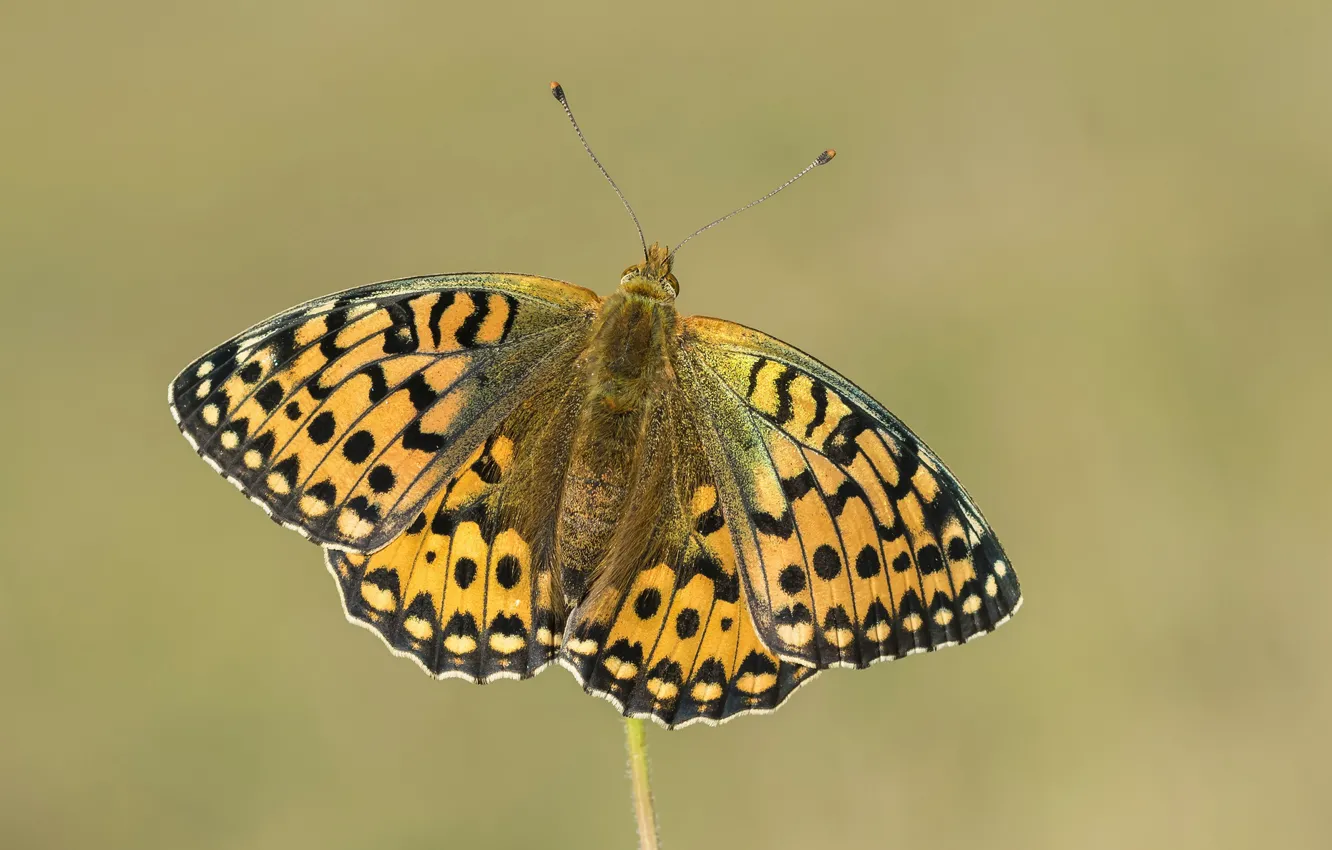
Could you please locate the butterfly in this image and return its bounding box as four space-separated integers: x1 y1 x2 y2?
168 84 1020 729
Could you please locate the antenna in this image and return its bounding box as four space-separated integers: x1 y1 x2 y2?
668 149 836 263
550 82 648 261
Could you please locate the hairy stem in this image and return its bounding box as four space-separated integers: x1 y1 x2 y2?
624 717 660 850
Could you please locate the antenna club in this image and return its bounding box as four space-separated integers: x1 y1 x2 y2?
816 149 836 165
550 82 566 102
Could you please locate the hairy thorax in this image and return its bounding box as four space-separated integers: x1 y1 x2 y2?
556 283 679 603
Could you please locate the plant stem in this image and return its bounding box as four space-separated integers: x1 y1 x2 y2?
624 717 660 850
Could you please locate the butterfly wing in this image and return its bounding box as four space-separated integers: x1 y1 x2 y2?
325 367 586 681
169 274 599 552
676 316 1021 670
557 382 819 728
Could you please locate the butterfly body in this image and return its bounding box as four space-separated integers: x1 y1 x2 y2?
170 243 1020 728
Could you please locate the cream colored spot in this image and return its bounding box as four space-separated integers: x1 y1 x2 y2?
602 657 638 680
404 616 434 641
201 404 220 426
962 595 982 614
867 621 892 642
195 361 214 377
266 472 291 495
347 303 378 319
195 379 212 399
691 681 724 702
647 678 679 701
338 508 374 539
536 627 560 647
219 430 239 449
489 633 526 655
933 608 954 627
300 494 330 516
777 622 814 647
243 450 263 469
912 466 939 503
736 672 778 694
985 575 999 597
359 581 395 612
444 634 477 654
902 613 924 632
825 626 855 648
566 637 598 656
994 560 1008 577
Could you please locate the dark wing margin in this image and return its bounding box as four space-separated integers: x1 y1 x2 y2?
168 273 598 552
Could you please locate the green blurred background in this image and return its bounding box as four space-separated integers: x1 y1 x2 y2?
3 2 1330 848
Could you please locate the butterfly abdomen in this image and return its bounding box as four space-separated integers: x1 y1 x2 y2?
555 290 680 603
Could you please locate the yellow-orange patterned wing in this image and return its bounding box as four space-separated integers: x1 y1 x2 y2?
324 365 586 681
168 274 598 552
677 316 1021 671
557 391 818 727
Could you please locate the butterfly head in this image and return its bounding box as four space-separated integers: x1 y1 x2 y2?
620 242 679 299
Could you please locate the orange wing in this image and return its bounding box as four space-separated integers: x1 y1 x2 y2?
324 365 587 681
677 315 1021 670
169 273 598 552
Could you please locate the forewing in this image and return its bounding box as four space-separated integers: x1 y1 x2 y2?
169 274 598 551
678 316 1020 669
325 368 584 681
558 389 818 728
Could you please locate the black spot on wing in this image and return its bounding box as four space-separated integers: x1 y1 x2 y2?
822 413 867 466
694 501 724 536
498 294 519 343
254 380 284 414
854 545 881 579
318 309 349 359
381 302 420 354
781 470 816 502
306 480 337 506
772 366 798 424
362 365 390 403
343 430 375 464
812 545 842 580
746 358 765 399
752 508 796 539
307 411 336 445
674 550 741 604
495 555 522 590
402 421 445 453
779 564 806 595
823 479 867 518
402 372 439 411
